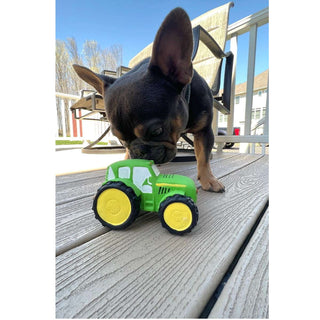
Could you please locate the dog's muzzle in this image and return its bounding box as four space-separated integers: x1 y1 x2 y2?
128 140 177 164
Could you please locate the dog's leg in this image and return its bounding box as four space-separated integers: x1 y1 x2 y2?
194 127 225 192
124 148 130 160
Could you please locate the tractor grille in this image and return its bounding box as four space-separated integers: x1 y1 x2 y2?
158 187 171 194
161 174 174 179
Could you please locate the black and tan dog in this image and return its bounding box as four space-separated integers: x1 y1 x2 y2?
73 7 225 192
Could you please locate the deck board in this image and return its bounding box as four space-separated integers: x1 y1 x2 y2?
56 155 268 318
209 209 269 318
56 153 263 255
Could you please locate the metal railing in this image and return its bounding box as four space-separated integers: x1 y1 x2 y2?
213 7 269 154
55 92 79 138
55 92 109 141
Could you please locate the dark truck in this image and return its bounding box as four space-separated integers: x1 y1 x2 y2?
218 126 240 149
177 126 240 151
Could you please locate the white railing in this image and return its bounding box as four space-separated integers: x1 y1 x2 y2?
55 92 111 141
55 7 269 154
213 7 269 154
55 92 79 138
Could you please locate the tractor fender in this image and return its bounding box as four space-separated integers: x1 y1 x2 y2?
156 190 185 212
102 179 142 198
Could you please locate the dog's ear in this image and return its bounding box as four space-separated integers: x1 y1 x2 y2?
149 7 193 89
72 64 116 95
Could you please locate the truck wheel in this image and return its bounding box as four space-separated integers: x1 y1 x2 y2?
224 142 234 149
216 131 234 149
92 181 140 230
159 195 199 235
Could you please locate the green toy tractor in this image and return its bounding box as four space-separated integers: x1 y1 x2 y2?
92 159 198 235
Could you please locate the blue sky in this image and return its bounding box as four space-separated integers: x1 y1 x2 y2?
56 0 269 84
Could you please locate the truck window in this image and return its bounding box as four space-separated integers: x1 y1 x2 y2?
133 167 152 193
107 167 115 180
118 167 130 179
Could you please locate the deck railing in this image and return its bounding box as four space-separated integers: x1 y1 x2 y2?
55 7 268 154
55 92 110 141
55 92 80 139
213 7 269 154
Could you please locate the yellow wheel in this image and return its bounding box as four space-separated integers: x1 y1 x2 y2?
159 195 198 235
93 182 140 229
163 202 193 231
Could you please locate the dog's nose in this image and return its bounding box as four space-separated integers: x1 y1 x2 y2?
129 142 176 164
136 145 148 157
129 144 148 159
140 145 148 154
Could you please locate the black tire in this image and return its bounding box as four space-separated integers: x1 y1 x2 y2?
159 195 199 235
92 181 140 230
224 142 234 149
216 131 234 149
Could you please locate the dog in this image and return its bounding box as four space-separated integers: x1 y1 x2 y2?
73 7 225 192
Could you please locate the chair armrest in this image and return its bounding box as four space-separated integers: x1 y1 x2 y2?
192 25 227 60
221 51 234 112
191 25 234 115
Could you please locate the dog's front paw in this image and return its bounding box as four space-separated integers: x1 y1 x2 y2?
199 174 225 193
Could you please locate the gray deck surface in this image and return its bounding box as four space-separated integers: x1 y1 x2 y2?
56 152 269 318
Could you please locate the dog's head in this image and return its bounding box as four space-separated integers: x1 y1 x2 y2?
73 8 193 164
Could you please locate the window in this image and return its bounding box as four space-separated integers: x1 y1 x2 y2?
251 108 262 120
107 167 115 180
118 167 130 179
235 96 240 104
262 108 266 117
132 167 152 193
219 112 228 123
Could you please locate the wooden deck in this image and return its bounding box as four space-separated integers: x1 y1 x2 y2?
56 152 269 318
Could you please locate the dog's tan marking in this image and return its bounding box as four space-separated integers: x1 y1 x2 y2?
133 124 144 138
188 113 208 134
124 148 130 160
171 117 183 144
194 133 225 192
112 127 126 140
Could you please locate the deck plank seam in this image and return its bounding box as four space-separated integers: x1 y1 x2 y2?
56 211 152 257
56 170 106 183
216 154 265 180
112 153 241 177
56 193 95 206
199 198 269 318
56 228 108 256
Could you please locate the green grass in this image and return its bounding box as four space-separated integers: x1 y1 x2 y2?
56 140 108 145
56 140 83 145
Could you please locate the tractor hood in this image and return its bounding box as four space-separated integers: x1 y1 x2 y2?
155 174 197 201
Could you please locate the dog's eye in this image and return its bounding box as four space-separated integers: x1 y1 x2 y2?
150 127 163 137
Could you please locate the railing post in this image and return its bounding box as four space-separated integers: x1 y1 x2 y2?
56 97 62 137
240 23 257 153
262 76 269 155
212 108 222 151
61 98 67 138
227 35 238 136
70 100 77 137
